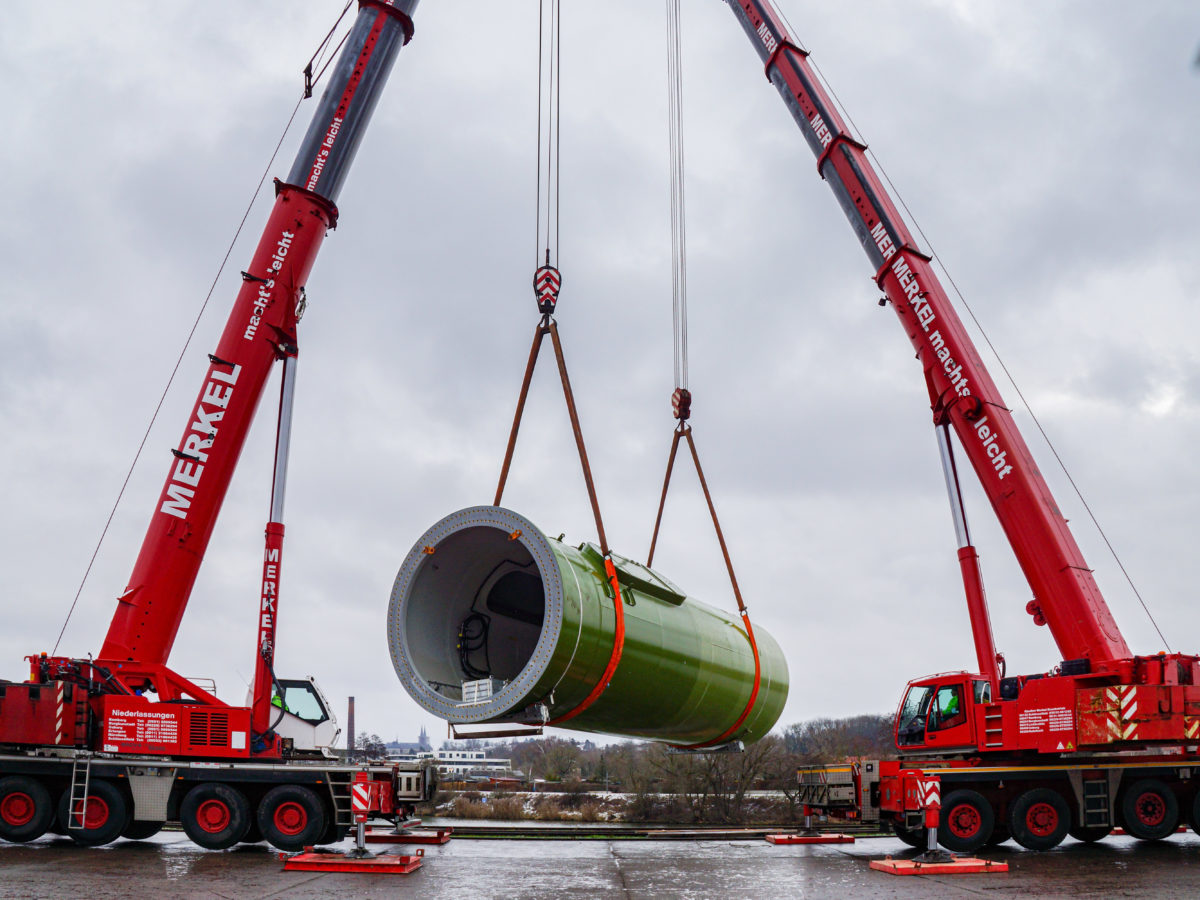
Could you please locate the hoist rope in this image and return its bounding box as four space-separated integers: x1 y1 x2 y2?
666 0 688 390
653 0 759 748
807 56 1170 651
534 0 562 267
52 13 348 655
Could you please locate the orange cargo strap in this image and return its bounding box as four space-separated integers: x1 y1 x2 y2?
547 555 626 726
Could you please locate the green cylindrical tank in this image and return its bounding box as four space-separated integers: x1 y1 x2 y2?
386 506 788 746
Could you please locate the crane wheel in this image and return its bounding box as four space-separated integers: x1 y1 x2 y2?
257 785 326 852
1067 824 1111 843
57 779 129 847
0 776 54 843
984 822 1011 846
180 783 251 850
1120 779 1178 841
1008 788 1069 851
122 820 165 841
938 789 993 853
1191 793 1200 838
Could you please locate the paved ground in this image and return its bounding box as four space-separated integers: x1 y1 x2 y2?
4 830 1200 899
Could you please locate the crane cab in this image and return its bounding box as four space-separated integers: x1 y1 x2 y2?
247 676 341 754
895 672 991 754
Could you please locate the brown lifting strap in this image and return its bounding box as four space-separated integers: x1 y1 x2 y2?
647 395 762 750
492 315 626 726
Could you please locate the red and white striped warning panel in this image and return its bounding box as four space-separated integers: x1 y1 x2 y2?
534 265 562 313
1106 685 1138 741
352 783 371 810
918 777 941 810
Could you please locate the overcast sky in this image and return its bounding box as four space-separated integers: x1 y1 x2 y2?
2 1 1198 748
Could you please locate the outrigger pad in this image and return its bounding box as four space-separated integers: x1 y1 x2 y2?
870 856 1008 876
365 826 453 845
766 833 856 844
282 849 424 874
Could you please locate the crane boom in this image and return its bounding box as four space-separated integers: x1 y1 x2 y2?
100 0 417 666
723 0 1131 666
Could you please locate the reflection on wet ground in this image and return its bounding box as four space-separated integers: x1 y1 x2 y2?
3 828 1200 899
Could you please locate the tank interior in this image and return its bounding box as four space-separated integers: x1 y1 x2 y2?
403 525 546 703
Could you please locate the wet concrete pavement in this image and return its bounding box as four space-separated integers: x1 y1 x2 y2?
4 830 1200 899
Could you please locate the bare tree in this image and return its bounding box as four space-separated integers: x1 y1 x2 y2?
702 736 781 824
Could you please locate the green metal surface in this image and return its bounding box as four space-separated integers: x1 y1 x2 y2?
388 506 788 746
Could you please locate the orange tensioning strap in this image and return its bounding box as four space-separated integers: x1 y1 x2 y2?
673 612 761 750
547 556 626 726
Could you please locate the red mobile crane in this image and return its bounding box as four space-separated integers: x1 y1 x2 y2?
0 0 434 851
724 1 1200 851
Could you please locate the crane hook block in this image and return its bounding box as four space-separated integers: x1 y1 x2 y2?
672 388 692 421
533 265 562 315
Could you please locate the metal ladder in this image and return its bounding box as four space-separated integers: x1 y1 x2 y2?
67 756 93 830
327 770 355 837
1081 779 1111 828
982 705 1004 749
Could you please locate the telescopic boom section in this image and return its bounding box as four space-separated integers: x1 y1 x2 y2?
100 0 418 665
723 0 1131 666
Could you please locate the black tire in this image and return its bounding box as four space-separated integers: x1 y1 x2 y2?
1009 788 1070 851
985 822 1011 846
121 820 165 841
1120 779 1178 841
180 783 251 850
57 779 129 847
938 789 994 853
257 785 326 852
240 819 264 844
0 776 55 843
1192 792 1200 838
891 820 926 847
318 816 348 846
1068 825 1111 843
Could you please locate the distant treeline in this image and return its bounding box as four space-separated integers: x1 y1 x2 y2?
415 713 896 826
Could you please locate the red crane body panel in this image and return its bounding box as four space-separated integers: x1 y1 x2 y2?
100 191 326 665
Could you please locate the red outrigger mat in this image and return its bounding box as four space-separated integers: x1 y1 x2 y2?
766 833 856 844
870 856 1008 876
282 850 424 874
365 827 453 845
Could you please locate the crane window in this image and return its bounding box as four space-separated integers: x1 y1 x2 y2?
929 685 965 732
277 680 329 725
897 685 934 746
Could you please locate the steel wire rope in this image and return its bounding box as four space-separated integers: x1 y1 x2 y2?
305 0 355 95
667 0 688 391
654 0 760 749
534 0 562 267
800 47 1170 650
52 14 350 655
